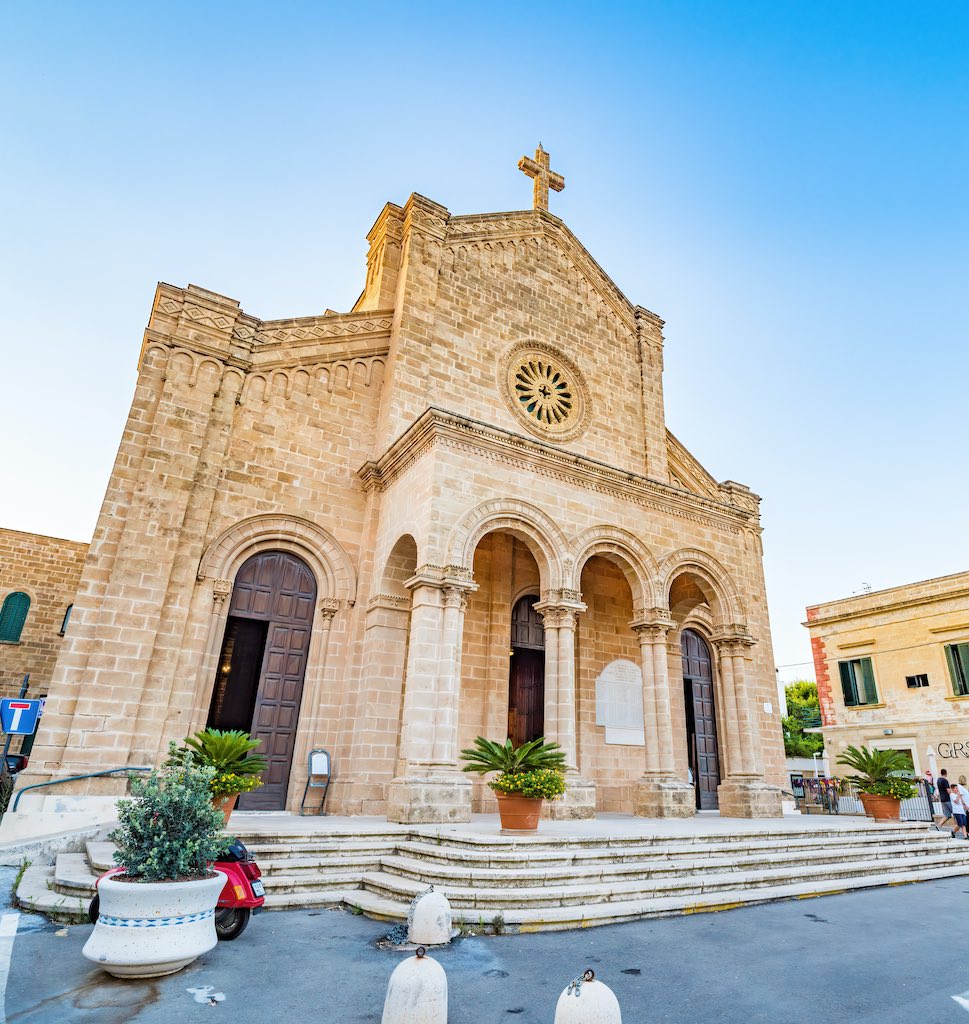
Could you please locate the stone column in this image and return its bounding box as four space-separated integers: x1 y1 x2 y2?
535 600 595 820
631 618 695 818
431 587 468 764
713 632 782 818
386 572 474 824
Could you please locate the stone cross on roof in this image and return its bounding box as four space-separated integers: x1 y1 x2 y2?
518 144 565 212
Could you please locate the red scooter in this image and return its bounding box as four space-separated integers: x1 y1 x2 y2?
88 838 265 940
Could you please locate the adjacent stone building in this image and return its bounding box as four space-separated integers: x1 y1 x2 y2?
0 529 88 703
805 570 969 779
24 150 784 820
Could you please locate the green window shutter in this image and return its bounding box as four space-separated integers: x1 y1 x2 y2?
949 644 969 696
0 592 30 643
859 658 878 704
839 661 858 706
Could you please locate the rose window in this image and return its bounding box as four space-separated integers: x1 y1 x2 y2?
500 344 589 441
514 359 574 426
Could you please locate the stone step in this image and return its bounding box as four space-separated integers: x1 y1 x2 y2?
358 848 969 910
235 823 937 862
374 839 959 889
257 871 376 894
243 840 397 861
385 831 949 870
276 861 969 930
259 854 383 877
53 853 100 897
396 822 932 851
16 865 90 924
85 842 117 873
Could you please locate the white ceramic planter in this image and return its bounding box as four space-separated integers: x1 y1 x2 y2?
82 871 225 978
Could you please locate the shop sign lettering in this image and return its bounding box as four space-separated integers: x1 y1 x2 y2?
937 742 969 758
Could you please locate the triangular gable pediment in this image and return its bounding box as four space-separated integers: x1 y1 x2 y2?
666 430 722 500
445 209 662 336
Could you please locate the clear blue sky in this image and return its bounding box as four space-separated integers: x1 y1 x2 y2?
2 2 967 680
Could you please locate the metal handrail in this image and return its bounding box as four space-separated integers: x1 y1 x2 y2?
10 766 152 812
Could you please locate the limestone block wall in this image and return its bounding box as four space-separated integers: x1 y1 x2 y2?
0 530 88 699
26 283 390 805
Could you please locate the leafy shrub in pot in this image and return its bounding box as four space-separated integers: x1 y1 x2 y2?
82 747 229 978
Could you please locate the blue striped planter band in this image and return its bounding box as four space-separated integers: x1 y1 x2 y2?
98 909 215 928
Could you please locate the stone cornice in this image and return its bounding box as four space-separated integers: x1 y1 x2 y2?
804 583 969 629
358 407 760 530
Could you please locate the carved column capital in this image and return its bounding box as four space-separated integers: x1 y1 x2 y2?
534 602 580 630
318 597 341 625
442 586 469 612
211 579 233 607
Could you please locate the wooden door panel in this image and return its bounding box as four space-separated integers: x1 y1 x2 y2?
682 630 720 810
228 551 317 811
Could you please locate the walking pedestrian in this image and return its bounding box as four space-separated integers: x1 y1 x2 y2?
949 779 969 839
937 769 952 825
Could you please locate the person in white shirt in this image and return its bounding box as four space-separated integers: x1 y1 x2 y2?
949 782 969 839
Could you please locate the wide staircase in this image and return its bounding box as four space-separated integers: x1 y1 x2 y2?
18 820 969 930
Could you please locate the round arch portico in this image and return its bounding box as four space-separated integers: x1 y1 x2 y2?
446 498 568 593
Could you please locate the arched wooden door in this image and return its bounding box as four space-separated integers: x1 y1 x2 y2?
508 595 545 747
681 629 720 810
209 551 317 810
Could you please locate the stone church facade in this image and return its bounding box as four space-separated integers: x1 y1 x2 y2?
26 155 784 821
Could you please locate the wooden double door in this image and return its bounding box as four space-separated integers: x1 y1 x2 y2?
508 595 545 747
208 551 317 810
682 629 721 810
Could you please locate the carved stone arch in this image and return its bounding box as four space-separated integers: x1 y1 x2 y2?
199 514 356 605
222 367 245 399
243 374 268 404
658 547 746 627
141 345 169 375
368 358 385 387
571 526 661 607
447 499 567 591
372 532 421 607
168 349 195 381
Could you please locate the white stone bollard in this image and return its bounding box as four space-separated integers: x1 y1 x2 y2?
554 970 622 1024
381 947 448 1024
408 889 453 945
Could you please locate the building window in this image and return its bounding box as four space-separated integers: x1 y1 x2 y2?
905 674 929 688
838 657 879 707
0 592 30 644
946 643 969 697
58 604 73 636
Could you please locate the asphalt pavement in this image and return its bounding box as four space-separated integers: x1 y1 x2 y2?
7 869 969 1023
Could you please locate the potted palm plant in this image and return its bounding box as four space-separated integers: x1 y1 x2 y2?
835 745 917 821
459 737 567 833
183 728 268 821
82 747 228 978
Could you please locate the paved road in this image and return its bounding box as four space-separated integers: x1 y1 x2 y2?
6 871 969 1023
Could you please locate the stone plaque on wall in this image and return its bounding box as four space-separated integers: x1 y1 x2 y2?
595 659 645 746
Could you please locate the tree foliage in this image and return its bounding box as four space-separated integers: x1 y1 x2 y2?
782 681 824 758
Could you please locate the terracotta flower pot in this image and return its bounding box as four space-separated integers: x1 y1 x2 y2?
213 793 239 824
860 793 901 820
495 793 543 833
